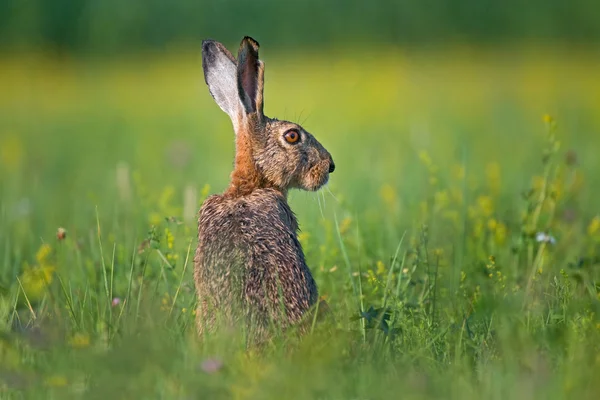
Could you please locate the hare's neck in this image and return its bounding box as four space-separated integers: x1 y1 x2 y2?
226 173 286 198
225 131 285 198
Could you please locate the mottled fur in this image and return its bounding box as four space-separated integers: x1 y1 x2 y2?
193 37 335 341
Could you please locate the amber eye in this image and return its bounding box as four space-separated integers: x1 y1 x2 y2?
284 129 300 144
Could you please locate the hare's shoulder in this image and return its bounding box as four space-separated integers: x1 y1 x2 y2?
199 189 298 235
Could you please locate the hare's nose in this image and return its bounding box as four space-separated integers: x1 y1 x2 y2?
328 159 335 173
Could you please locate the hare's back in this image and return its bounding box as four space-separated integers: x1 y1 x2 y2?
196 188 317 327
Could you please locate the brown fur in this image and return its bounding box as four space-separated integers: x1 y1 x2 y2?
194 37 335 342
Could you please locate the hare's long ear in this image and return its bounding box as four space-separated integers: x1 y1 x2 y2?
237 36 264 117
202 40 240 123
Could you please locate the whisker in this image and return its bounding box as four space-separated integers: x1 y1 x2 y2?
320 188 327 210
325 185 339 203
316 190 325 219
300 111 312 126
297 109 304 125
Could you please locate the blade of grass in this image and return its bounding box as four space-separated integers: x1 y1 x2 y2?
96 206 112 341
15 277 36 321
355 216 365 343
382 230 407 309
125 239 137 315
334 211 365 342
55 273 79 329
95 207 110 306
169 239 193 318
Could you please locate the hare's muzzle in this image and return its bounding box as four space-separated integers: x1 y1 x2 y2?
328 158 335 173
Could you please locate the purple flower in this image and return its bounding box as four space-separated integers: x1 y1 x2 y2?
111 298 121 307
200 358 223 374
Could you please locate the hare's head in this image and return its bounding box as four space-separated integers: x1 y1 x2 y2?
202 37 335 196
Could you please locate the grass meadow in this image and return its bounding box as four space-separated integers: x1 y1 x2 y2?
1 46 600 399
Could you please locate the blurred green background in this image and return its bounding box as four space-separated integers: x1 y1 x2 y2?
1 0 600 54
1 1 600 399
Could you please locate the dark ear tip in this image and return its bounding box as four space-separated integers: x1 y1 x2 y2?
202 40 216 53
241 36 260 51
202 39 237 65
201 42 216 66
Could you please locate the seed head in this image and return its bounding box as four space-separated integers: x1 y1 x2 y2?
56 227 67 241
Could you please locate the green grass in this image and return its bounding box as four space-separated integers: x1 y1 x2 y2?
1 47 600 399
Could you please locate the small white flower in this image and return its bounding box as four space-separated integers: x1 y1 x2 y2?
536 232 556 245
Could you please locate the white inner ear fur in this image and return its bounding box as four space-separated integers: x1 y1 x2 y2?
204 51 243 132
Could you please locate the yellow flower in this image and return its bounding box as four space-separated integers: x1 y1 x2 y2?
543 114 554 124
165 228 175 249
477 196 494 217
298 231 310 247
36 244 52 265
495 222 507 245
69 333 90 349
532 175 545 192
376 260 386 275
452 164 465 181
19 264 56 303
45 375 69 388
149 212 162 226
549 180 563 201
587 216 600 236
487 218 498 231
433 190 450 211
379 184 396 208
485 162 501 195
367 269 377 285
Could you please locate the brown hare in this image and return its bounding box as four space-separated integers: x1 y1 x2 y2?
193 36 335 342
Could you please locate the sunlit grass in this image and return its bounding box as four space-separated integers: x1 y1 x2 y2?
0 47 599 398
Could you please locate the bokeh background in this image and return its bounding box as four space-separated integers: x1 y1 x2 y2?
2 0 600 52
2 0 600 236
1 1 600 398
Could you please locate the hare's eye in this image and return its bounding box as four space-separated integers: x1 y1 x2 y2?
284 129 300 144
